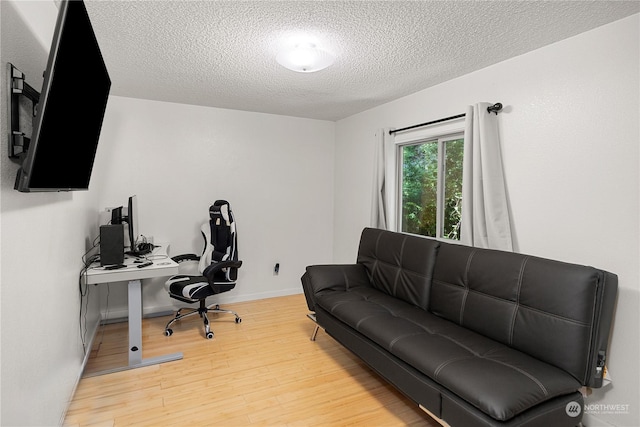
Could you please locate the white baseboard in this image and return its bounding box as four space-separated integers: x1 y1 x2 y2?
61 315 101 425
102 287 303 320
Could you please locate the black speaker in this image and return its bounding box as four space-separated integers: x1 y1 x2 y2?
100 224 125 266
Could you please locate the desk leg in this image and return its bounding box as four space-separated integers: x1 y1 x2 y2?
83 279 183 378
128 279 144 366
126 279 183 369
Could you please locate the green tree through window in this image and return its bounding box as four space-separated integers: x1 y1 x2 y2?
400 136 463 240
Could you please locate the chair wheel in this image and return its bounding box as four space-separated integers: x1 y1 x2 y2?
164 329 173 336
235 317 242 324
206 332 214 339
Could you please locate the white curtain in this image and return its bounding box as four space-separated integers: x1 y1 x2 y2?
460 103 513 251
370 128 394 229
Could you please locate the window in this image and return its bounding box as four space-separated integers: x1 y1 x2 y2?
398 133 464 240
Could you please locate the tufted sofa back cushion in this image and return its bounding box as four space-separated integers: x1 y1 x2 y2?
430 242 617 386
357 227 440 308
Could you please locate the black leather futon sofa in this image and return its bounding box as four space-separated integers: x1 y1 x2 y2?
301 228 617 427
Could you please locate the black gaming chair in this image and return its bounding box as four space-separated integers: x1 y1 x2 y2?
164 200 242 339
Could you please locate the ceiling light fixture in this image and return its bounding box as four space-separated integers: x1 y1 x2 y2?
276 42 335 73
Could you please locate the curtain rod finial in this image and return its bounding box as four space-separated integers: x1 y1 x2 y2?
487 103 503 115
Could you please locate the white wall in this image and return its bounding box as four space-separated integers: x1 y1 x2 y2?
92 96 335 318
334 15 639 427
0 2 102 425
1 1 637 425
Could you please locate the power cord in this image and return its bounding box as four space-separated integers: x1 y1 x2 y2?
92 284 110 357
78 232 101 355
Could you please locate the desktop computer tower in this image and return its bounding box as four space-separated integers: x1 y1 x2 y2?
100 224 125 266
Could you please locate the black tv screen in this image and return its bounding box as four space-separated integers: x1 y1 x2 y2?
15 0 110 192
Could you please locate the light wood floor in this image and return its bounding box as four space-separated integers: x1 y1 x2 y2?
64 294 439 426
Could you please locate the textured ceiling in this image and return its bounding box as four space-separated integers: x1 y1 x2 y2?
85 1 639 121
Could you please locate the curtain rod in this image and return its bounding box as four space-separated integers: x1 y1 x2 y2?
389 103 503 135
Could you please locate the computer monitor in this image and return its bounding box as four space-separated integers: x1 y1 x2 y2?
106 195 150 255
110 206 123 225
127 195 139 251
108 195 139 251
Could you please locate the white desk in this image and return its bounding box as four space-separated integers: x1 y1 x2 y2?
82 244 182 376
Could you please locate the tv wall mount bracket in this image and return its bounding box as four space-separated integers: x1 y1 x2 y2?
7 63 41 160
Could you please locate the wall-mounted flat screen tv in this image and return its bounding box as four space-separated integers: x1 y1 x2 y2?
14 0 111 192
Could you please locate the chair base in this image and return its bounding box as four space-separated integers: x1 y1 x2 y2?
164 299 241 339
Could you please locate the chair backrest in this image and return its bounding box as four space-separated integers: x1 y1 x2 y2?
198 200 239 281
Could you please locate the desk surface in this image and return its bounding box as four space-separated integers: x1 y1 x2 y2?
83 243 179 285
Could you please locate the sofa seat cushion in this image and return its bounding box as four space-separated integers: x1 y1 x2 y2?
316 287 582 422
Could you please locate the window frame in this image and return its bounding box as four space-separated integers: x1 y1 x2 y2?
395 131 464 240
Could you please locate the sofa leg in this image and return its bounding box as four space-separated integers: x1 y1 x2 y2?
310 325 320 341
307 313 321 341
419 405 452 427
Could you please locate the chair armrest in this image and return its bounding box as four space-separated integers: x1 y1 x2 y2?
301 264 370 311
171 254 200 263
202 260 243 281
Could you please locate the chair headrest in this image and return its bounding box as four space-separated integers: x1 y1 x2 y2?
210 200 231 224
